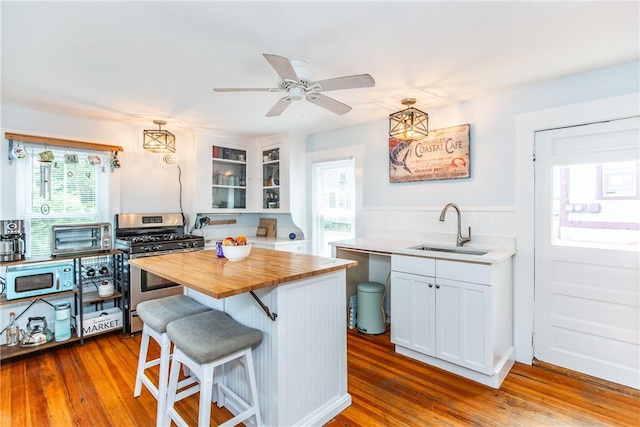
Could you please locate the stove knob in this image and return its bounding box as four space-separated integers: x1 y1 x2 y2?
143 246 151 252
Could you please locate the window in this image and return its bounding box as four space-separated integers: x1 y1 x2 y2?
16 144 110 257
312 158 356 256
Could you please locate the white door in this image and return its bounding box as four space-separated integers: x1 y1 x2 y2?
534 117 640 389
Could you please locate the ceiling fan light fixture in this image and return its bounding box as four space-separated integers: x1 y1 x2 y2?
143 120 176 153
389 98 429 141
289 86 305 101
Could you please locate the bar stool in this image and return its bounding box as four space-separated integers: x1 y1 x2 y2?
165 310 263 427
134 295 212 427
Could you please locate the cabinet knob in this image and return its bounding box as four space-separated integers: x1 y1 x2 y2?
428 283 434 288
435 284 440 289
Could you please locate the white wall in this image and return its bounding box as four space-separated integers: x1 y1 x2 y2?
307 61 639 210
1 107 198 224
306 60 640 364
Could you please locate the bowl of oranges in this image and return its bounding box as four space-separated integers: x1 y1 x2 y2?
221 235 251 261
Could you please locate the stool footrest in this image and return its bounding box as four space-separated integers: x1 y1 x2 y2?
219 408 257 427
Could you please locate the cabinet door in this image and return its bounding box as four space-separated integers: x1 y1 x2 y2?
195 136 251 213
435 278 492 374
211 145 248 210
277 241 308 254
256 135 290 213
261 144 281 210
390 271 435 355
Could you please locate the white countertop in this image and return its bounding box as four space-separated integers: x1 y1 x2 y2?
204 236 308 250
330 238 515 264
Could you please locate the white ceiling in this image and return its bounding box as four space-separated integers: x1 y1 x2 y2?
2 1 639 138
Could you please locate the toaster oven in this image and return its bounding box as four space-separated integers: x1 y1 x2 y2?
51 223 112 256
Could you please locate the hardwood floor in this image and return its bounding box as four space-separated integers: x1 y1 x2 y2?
1 329 638 426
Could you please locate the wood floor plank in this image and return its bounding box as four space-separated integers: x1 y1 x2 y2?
1 329 638 427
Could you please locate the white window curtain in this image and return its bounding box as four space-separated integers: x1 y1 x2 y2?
15 144 110 257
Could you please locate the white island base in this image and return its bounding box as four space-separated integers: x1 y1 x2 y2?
186 270 350 426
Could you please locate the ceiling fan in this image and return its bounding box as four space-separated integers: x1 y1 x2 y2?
213 53 375 117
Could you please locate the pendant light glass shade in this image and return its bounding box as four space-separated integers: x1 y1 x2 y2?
143 120 176 153
389 98 429 141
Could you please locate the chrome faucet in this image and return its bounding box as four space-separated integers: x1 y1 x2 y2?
439 203 471 246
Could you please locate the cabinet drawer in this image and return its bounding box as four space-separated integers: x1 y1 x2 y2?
436 260 490 285
391 255 435 276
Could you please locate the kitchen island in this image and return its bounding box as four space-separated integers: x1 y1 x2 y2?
129 247 357 427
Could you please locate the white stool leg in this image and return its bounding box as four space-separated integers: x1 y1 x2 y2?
133 323 173 427
134 325 151 397
156 331 172 427
214 364 224 408
244 349 262 426
166 348 185 427
198 363 215 427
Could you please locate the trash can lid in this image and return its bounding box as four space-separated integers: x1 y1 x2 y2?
357 282 385 293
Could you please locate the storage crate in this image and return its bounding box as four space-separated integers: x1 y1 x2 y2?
79 307 122 337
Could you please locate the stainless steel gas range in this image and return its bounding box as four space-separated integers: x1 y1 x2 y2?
114 213 204 334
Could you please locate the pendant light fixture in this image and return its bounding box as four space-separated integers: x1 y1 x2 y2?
143 120 176 153
389 98 429 141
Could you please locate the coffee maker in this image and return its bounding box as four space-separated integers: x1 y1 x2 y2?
0 220 26 262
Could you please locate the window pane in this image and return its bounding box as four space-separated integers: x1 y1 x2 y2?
552 160 640 250
17 146 110 258
313 159 356 256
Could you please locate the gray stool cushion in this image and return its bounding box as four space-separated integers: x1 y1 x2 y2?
137 295 211 333
167 310 263 364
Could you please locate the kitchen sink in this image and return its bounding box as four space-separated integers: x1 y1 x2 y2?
409 245 489 256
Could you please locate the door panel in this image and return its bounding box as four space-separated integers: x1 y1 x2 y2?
534 117 640 389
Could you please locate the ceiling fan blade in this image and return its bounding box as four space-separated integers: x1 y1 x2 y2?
263 53 299 82
213 88 276 92
314 74 375 91
306 93 352 115
266 96 293 117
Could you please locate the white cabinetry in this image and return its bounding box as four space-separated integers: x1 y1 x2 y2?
435 277 492 374
259 141 285 211
391 254 513 388
195 135 252 213
390 257 435 355
251 238 309 254
196 133 301 215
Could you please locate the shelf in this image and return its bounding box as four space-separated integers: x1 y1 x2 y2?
0 335 81 360
0 290 78 307
0 251 126 360
212 158 246 165
81 290 123 305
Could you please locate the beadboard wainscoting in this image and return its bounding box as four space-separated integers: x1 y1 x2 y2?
187 270 349 426
360 206 516 246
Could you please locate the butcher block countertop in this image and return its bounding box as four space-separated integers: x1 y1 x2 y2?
128 247 357 299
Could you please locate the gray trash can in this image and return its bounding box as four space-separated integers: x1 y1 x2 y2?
356 281 386 335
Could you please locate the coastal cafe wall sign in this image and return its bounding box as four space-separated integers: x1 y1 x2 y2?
389 124 470 182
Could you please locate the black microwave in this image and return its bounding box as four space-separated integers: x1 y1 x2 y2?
4 259 76 300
